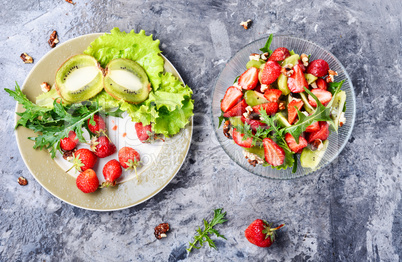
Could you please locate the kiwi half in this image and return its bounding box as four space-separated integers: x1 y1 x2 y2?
104 58 151 104
55 54 104 103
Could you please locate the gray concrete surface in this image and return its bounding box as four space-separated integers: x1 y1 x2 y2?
0 0 401 261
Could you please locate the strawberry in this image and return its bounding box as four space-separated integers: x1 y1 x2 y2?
252 102 279 116
221 86 243 112
232 128 254 148
68 148 98 172
223 99 248 118
268 47 290 62
76 169 99 193
101 159 122 187
238 67 259 90
118 147 141 179
263 89 282 102
307 59 329 77
245 219 285 248
287 64 308 93
262 138 285 166
305 121 320 132
308 88 332 107
60 130 79 151
316 78 327 90
135 122 164 143
241 116 268 131
260 61 282 85
90 136 116 158
287 100 304 124
285 133 308 153
307 121 329 143
87 114 106 134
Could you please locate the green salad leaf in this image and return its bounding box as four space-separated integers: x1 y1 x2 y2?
327 80 345 95
259 34 274 55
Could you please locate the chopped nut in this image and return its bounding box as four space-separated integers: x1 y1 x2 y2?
300 53 309 67
154 223 170 240
20 53 33 64
260 52 269 61
278 102 286 110
339 112 346 127
243 150 264 165
283 64 293 69
243 106 253 119
260 84 269 93
310 82 318 89
48 31 60 48
248 159 258 167
325 74 334 83
249 53 260 61
65 0 76 4
328 70 338 76
223 120 231 139
18 176 28 186
240 19 252 30
311 139 323 151
63 148 76 161
281 64 294 77
41 82 51 93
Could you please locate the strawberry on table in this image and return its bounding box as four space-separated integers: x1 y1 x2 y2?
307 121 329 143
68 148 98 172
76 169 99 193
287 99 304 125
268 47 290 62
287 64 308 93
263 89 282 102
90 136 116 158
101 159 122 187
307 59 329 77
221 86 243 112
238 67 259 90
87 114 107 135
316 78 327 90
245 219 285 248
252 102 279 116
262 138 285 166
285 133 308 153
60 130 79 151
118 147 141 180
232 128 254 148
223 99 248 118
308 88 332 107
260 61 282 85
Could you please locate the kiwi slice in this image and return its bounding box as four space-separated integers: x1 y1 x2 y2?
300 140 329 169
55 54 104 103
104 58 151 104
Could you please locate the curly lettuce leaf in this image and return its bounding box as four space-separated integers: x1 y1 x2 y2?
84 27 164 90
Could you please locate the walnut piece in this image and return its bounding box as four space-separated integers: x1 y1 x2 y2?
18 176 28 186
48 31 60 48
300 53 309 67
63 148 76 161
223 120 231 139
240 19 252 30
65 0 76 5
20 53 33 64
154 223 170 240
41 82 51 93
278 102 286 110
249 53 260 61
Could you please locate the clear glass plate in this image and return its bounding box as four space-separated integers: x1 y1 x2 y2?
211 36 356 179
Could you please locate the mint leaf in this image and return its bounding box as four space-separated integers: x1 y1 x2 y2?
259 34 274 55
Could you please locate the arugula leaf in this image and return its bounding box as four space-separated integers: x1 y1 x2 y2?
259 34 274 55
233 75 240 84
292 154 298 173
284 86 340 143
327 80 345 95
187 208 227 253
218 111 227 128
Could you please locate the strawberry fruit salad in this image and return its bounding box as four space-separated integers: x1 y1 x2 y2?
219 35 347 172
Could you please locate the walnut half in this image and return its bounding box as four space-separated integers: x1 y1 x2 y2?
48 31 60 48
154 223 170 240
20 53 33 64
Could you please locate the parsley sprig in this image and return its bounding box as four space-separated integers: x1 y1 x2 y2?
187 208 227 253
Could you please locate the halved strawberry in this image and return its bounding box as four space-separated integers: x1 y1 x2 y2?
316 78 327 90
268 47 290 62
241 116 268 131
223 99 247 117
221 86 243 112
263 89 282 102
287 100 304 125
233 128 254 148
285 133 308 153
287 64 308 93
305 121 320 132
308 89 332 107
238 67 259 90
260 61 282 85
307 59 329 77
298 60 306 72
307 121 329 143
252 102 278 116
262 138 285 166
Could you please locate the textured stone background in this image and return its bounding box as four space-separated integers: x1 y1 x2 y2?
0 0 401 261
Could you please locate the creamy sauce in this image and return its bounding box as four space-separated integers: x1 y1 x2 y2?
64 66 99 92
109 69 142 91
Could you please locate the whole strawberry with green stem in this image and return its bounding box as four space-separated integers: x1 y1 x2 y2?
118 147 141 180
76 169 99 193
245 219 285 247
101 159 122 188
90 136 116 158
66 148 98 172
87 114 107 135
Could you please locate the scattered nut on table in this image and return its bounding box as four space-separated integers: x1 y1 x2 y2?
48 31 59 48
18 176 28 186
65 0 76 5
154 223 170 240
240 19 252 30
20 53 33 64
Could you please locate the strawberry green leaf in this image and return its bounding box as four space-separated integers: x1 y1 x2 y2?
260 34 274 55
